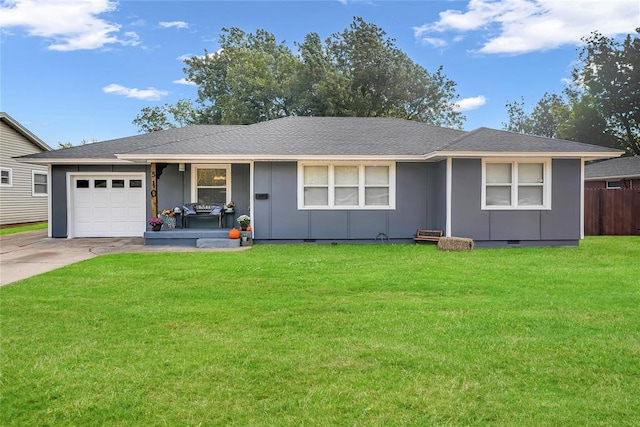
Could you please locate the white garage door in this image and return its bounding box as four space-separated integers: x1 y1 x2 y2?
71 174 146 237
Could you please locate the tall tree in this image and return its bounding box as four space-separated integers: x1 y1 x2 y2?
299 18 464 126
132 99 198 133
503 93 567 138
133 18 464 132
183 28 300 125
573 29 640 155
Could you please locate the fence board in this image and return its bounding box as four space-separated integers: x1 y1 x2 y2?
584 189 640 235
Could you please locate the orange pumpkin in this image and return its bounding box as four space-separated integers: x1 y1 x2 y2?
228 228 240 239
246 225 252 231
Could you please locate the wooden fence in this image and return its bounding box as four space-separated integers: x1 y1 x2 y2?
584 189 640 235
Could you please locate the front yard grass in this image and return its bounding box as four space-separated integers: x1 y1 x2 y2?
1 237 638 426
0 222 47 235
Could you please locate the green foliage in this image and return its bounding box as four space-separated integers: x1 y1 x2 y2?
133 18 464 132
2 238 639 425
574 29 640 155
504 29 639 154
132 99 199 133
503 93 567 138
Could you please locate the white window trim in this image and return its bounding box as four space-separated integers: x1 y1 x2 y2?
481 158 552 210
0 167 12 187
606 180 622 189
32 170 48 197
297 161 396 210
190 164 232 205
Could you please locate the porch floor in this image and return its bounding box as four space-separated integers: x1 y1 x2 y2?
144 228 250 247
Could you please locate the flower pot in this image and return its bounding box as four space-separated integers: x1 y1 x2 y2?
152 224 162 232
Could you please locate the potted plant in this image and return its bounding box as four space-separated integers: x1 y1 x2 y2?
148 217 164 231
237 214 250 230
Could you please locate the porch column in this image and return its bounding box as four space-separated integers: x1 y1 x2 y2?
151 162 158 217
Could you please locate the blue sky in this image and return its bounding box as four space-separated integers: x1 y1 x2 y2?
1 0 638 146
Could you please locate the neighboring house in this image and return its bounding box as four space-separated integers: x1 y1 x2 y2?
584 156 640 189
18 117 622 247
0 112 52 226
584 156 640 236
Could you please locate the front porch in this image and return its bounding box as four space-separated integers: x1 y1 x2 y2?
144 228 252 248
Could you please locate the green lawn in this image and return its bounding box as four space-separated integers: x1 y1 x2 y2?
1 237 639 426
0 222 47 235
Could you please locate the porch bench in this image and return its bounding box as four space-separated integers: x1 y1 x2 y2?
183 204 229 228
413 229 443 243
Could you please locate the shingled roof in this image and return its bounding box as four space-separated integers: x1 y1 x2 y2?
17 116 622 164
585 156 640 179
121 117 466 158
18 125 240 160
438 127 622 154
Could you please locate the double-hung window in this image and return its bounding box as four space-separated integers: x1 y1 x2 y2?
299 162 395 209
191 164 230 205
32 171 48 196
482 159 551 210
0 167 12 186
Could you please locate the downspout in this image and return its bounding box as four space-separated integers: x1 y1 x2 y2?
47 164 52 238
580 158 585 239
446 157 452 237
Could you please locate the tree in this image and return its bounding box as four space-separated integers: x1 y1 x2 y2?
57 139 95 149
503 29 638 154
503 92 620 148
503 93 568 138
183 27 300 125
321 18 463 126
132 99 199 133
573 29 640 155
556 94 620 149
133 18 465 132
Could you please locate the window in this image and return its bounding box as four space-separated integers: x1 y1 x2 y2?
32 171 48 196
192 165 230 205
1 167 12 186
606 180 621 189
95 179 107 188
76 179 90 188
130 179 143 188
482 160 551 210
112 179 125 188
298 162 395 209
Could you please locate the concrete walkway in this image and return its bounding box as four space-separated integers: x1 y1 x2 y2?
0 230 248 286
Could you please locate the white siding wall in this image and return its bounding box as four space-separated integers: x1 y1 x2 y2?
0 121 49 225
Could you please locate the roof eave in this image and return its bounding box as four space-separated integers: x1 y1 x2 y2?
585 174 640 181
115 153 430 162
428 150 624 160
1 112 52 151
15 157 136 165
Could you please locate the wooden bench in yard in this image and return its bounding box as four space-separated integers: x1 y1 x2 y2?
413 229 443 243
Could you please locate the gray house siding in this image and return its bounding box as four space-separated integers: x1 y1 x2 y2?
450 158 581 246
50 164 149 237
253 161 445 242
0 120 49 225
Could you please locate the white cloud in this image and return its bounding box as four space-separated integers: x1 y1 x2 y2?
173 78 197 86
102 84 168 101
415 0 640 54
420 37 449 48
159 21 188 29
0 0 140 51
454 95 487 112
177 53 195 61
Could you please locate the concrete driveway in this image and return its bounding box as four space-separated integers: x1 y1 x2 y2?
0 230 245 286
